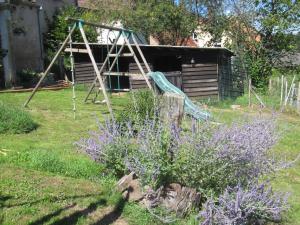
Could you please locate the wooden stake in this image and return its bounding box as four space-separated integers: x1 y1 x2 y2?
285 78 288 103
268 78 272 92
289 83 295 106
248 79 251 107
297 82 300 113
280 75 284 106
251 86 266 108
284 75 296 106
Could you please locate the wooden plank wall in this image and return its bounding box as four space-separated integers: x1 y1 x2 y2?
74 62 104 84
129 63 182 90
129 63 153 89
182 64 218 98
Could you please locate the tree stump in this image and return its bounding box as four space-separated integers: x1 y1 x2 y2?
160 92 184 127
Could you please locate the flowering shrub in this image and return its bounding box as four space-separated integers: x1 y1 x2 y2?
76 119 133 177
176 119 279 195
77 117 283 193
77 116 290 223
199 182 289 225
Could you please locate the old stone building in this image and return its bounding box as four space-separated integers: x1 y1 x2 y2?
0 0 78 88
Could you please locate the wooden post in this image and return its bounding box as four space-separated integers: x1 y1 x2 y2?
24 24 77 107
122 32 153 90
248 79 251 107
285 78 288 104
297 82 300 114
289 83 295 106
251 87 266 108
280 75 284 106
78 23 114 119
268 78 272 92
131 34 151 73
284 75 296 106
161 93 184 127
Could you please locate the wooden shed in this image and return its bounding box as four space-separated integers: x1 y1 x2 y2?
67 44 243 100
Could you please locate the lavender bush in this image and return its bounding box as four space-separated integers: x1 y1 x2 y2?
76 119 134 176
77 116 284 194
199 182 289 225
174 119 280 195
76 115 291 223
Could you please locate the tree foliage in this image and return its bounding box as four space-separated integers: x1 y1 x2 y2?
44 6 99 61
47 0 300 87
122 0 197 45
225 0 300 87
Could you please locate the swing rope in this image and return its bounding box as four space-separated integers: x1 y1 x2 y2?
68 26 76 119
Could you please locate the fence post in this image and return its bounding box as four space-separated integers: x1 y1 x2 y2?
290 83 295 106
280 75 284 106
248 79 251 107
285 78 288 106
297 82 300 114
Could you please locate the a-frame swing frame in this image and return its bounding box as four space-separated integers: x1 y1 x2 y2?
23 18 153 119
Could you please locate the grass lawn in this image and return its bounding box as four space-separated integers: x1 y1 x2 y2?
0 88 300 224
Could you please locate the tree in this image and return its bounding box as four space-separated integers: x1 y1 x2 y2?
226 0 300 87
180 0 299 87
44 6 99 60
111 0 197 45
79 0 197 45
181 0 228 44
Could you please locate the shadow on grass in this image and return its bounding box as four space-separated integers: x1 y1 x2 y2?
0 195 13 225
50 198 107 225
4 194 99 209
28 203 77 225
91 187 130 225
28 198 107 225
0 195 13 205
92 195 127 225
25 189 130 225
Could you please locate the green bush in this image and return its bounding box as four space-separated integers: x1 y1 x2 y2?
116 89 160 125
0 102 37 134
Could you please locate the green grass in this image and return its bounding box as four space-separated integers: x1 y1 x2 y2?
0 88 300 224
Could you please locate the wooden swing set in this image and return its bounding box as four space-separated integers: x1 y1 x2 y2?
23 18 153 119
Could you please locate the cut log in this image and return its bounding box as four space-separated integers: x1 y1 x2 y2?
161 92 184 127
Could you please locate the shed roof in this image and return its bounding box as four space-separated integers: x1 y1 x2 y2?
71 43 234 56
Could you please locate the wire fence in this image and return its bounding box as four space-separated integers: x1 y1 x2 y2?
268 75 300 113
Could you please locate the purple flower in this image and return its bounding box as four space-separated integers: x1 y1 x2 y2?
199 182 289 225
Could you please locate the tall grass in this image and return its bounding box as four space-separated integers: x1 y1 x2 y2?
0 102 37 134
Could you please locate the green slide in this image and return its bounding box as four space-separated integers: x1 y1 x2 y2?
149 71 211 120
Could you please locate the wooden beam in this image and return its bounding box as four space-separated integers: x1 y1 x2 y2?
83 32 122 103
67 18 133 33
78 24 114 119
24 24 76 107
65 48 89 53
